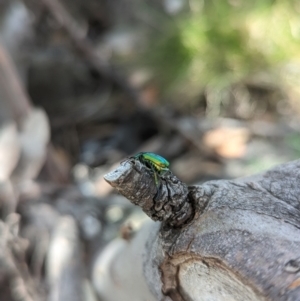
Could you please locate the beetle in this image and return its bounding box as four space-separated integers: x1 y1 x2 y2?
131 152 170 186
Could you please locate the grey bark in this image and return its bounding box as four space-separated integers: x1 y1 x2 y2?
102 159 300 301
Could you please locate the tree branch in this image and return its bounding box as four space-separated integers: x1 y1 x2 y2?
101 159 300 301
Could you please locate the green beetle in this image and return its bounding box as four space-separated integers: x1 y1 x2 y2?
131 152 170 186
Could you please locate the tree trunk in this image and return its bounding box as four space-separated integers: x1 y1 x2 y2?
94 159 300 301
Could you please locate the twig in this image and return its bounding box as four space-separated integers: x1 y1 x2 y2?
40 0 143 106
0 214 45 301
0 42 70 183
0 43 32 126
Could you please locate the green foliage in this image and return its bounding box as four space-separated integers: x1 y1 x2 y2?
143 0 300 103
286 133 300 157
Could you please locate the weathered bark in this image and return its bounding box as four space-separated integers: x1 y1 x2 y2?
97 159 300 301
104 160 193 227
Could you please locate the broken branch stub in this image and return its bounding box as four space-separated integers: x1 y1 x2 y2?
104 159 194 227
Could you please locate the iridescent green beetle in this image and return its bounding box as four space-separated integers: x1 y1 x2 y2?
131 152 170 186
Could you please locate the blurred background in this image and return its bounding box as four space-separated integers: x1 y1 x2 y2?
0 0 300 300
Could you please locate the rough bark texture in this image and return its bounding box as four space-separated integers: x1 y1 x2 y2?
100 159 300 301
104 159 194 227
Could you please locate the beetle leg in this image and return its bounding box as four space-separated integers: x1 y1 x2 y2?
149 162 159 187
153 165 159 187
153 180 163 202
154 171 159 187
